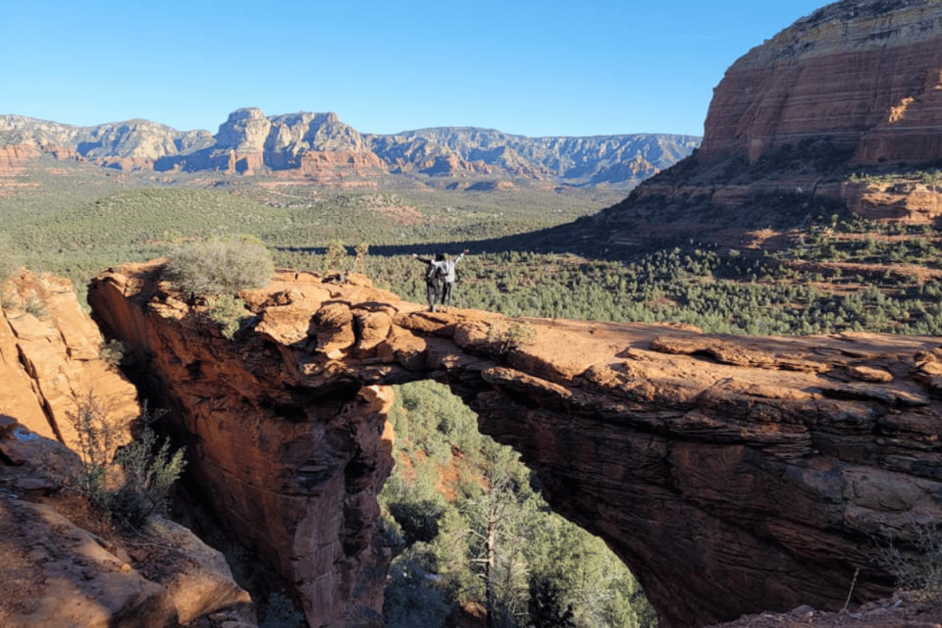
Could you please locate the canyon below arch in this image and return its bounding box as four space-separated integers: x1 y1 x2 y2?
81 261 942 628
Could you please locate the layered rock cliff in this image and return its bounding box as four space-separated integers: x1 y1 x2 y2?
88 264 401 628
0 114 215 172
560 0 942 251
0 109 698 187
701 0 942 166
88 260 942 628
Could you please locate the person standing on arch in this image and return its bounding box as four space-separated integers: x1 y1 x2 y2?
412 249 469 312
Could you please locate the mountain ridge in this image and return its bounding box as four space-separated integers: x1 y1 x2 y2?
0 109 700 188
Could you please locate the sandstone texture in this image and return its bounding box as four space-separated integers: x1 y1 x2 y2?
0 114 215 170
701 0 942 167
88 263 402 628
0 271 253 628
0 143 42 174
566 0 942 251
0 415 252 628
841 178 942 222
0 270 139 451
88 260 942 628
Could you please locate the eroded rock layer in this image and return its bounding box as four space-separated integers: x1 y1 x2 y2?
0 273 251 628
0 109 698 187
701 0 942 166
88 264 399 628
88 261 942 628
571 0 942 250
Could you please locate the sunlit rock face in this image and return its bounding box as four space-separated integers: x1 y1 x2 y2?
88 263 397 628
0 109 697 187
0 271 250 628
556 0 942 252
89 260 942 628
0 270 139 451
701 0 942 167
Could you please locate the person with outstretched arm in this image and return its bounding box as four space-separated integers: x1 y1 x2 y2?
412 249 469 312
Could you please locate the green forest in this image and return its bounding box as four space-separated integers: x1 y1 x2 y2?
5 160 942 628
379 381 655 628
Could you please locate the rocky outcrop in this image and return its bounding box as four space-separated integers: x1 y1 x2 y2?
563 0 942 249
0 495 178 628
374 127 696 184
0 270 139 450
701 0 942 167
76 119 214 170
0 273 253 628
0 143 42 174
88 260 942 628
0 415 253 628
298 150 388 181
0 111 698 187
0 115 215 171
842 178 942 222
88 263 400 628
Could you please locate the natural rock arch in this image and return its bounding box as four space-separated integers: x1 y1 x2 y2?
88 262 942 628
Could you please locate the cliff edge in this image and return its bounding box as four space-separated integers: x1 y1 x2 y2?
701 0 942 166
564 0 942 252
0 271 252 628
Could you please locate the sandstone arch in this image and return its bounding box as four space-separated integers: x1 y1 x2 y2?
88 262 942 628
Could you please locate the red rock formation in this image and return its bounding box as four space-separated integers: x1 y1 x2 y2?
223 149 265 175
42 145 85 163
842 179 942 222
298 150 389 180
572 2 942 248
0 144 86 178
0 415 252 628
88 260 942 628
88 264 399 628
701 1 942 167
0 494 178 628
582 0 942 242
0 144 42 173
0 270 139 450
1 111 694 187
0 273 251 628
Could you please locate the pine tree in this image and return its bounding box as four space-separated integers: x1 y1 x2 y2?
528 578 576 628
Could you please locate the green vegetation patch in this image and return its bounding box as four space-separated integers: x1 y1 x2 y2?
13 187 290 252
380 381 656 628
165 234 274 296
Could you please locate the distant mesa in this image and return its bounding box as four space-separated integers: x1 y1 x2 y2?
0 109 700 189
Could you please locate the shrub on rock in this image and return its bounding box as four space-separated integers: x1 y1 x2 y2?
165 235 274 296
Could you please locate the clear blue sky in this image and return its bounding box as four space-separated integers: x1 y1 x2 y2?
2 0 827 138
